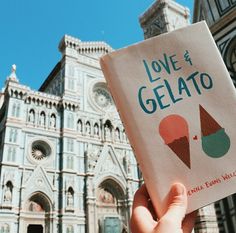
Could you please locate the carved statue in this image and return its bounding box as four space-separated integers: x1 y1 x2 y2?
122 130 126 142
28 110 35 123
67 191 74 207
124 152 132 175
4 186 12 203
94 124 99 136
86 122 91 135
105 125 111 140
115 129 120 141
50 115 56 127
40 113 45 126
77 121 82 133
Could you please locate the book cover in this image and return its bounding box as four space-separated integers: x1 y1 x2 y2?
100 21 236 215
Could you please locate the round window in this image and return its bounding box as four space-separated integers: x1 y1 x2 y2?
92 82 113 110
31 140 51 162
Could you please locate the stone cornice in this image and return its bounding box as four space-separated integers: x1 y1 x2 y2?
59 34 113 56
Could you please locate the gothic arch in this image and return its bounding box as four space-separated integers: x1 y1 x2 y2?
95 178 128 233
21 191 53 233
95 175 126 197
25 191 52 212
97 178 125 200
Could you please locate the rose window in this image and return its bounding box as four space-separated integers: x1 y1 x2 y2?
91 82 113 110
31 141 51 161
93 88 112 108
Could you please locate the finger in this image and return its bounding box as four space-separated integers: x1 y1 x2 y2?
182 210 197 233
132 184 150 209
131 184 156 232
158 183 187 229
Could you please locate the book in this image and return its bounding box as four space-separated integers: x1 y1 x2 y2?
100 21 236 216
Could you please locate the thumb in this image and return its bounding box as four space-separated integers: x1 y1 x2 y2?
159 183 187 229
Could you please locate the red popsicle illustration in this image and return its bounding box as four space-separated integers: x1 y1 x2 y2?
159 114 191 168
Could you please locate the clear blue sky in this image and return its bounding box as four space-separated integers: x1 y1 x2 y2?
0 0 193 90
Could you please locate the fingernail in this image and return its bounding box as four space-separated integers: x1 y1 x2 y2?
171 183 185 196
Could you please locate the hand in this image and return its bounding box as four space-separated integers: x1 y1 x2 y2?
130 183 197 233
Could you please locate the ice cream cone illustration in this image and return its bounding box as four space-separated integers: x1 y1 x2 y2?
199 105 230 158
159 115 191 169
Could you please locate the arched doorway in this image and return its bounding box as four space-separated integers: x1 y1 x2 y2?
27 224 43 233
96 179 128 233
24 192 52 233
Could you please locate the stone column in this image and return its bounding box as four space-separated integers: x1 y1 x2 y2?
86 175 97 233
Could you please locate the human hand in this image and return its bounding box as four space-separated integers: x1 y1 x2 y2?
130 183 197 233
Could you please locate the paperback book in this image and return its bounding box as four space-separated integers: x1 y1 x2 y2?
100 21 236 215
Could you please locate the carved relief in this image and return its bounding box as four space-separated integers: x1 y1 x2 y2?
86 144 100 171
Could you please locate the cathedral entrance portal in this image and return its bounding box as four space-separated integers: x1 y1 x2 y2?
27 224 43 233
96 179 127 233
20 192 52 233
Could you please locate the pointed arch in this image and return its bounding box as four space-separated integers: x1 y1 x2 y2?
26 191 52 213
77 119 83 133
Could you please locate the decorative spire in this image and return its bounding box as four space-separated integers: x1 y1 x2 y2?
7 64 19 82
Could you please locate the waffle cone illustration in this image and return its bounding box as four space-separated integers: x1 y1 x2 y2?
159 115 191 169
199 105 230 158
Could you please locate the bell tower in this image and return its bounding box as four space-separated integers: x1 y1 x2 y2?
139 0 190 39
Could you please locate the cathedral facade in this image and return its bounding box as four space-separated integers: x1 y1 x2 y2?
0 36 141 233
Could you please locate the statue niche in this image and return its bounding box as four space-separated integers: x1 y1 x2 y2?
4 181 13 204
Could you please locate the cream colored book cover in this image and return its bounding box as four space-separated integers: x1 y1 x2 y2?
100 21 236 215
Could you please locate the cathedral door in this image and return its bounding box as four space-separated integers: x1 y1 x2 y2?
27 224 43 233
104 217 121 233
